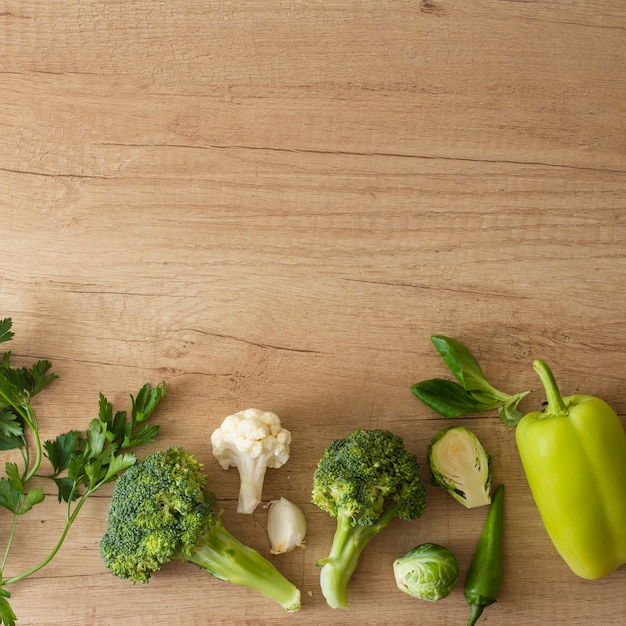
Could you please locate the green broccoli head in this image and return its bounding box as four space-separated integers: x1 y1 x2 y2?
100 447 301 611
312 428 426 526
312 429 426 609
100 447 214 583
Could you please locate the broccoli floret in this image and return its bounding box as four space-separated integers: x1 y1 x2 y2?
312 429 426 609
100 447 301 612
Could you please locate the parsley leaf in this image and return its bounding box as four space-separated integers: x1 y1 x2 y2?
0 319 166 625
0 479 44 516
0 406 24 450
0 595 17 626
47 381 165 501
0 319 14 345
43 431 81 475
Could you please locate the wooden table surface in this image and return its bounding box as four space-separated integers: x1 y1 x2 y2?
2 2 626 624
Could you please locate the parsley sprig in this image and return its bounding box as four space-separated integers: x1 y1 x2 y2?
0 318 165 625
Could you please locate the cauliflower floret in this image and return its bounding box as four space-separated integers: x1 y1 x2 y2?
211 408 291 514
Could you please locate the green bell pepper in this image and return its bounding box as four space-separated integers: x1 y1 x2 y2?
516 359 626 579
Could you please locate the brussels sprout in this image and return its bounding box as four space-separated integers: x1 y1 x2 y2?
428 426 492 508
393 542 458 602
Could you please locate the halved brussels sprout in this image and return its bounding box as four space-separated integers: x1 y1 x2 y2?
393 542 458 602
427 426 492 508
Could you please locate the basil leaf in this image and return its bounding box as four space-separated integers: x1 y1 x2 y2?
431 336 495 394
411 379 502 418
412 335 531 425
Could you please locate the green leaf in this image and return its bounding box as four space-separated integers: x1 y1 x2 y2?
43 431 81 475
0 371 26 408
0 319 14 345
411 379 502 418
0 407 24 447
21 487 45 514
0 358 57 410
0 351 10 368
98 393 114 428
0 479 22 514
98 394 129 446
0 480 43 515
110 411 128 442
52 476 79 503
4 463 22 493
123 422 160 449
85 419 107 459
27 360 58 398
431 336 495 394
412 335 531 425
131 383 166 423
0 594 17 626
84 459 103 489
53 383 164 497
101 452 136 484
67 454 87 485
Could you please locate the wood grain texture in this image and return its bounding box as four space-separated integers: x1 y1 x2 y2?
1 1 626 624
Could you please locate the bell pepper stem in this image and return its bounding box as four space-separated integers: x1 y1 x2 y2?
532 359 568 416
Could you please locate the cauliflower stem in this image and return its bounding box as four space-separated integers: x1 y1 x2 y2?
234 454 269 515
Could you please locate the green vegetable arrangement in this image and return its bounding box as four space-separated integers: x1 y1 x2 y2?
0 318 165 626
100 447 301 612
412 334 626 581
6 314 624 622
311 429 426 609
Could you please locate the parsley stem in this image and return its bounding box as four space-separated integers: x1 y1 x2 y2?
4 492 90 586
20 407 42 484
0 392 42 483
1 515 19 574
18 444 29 481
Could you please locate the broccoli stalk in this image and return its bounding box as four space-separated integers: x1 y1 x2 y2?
312 429 427 609
318 506 398 609
184 521 301 610
100 447 301 612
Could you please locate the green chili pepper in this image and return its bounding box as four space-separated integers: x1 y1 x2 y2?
464 484 504 626
516 360 626 579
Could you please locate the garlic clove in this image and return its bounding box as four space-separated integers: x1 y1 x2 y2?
267 497 307 555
